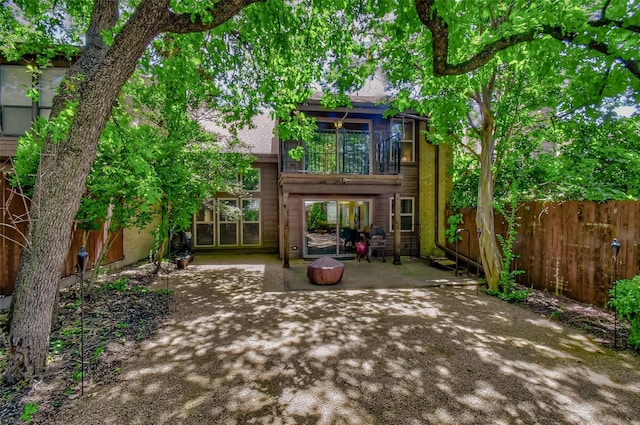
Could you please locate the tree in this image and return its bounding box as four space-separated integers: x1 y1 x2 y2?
546 114 640 201
4 0 638 383
415 0 639 83
2 0 373 383
126 72 254 269
14 80 253 279
370 0 638 290
3 0 265 383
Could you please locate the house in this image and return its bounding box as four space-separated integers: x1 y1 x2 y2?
2 56 453 297
193 81 453 266
195 113 281 255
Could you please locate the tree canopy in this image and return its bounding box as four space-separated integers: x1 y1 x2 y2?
2 0 377 383
365 0 638 290
2 0 639 383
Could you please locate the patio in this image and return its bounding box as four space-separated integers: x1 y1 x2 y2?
48 253 640 425
282 256 478 291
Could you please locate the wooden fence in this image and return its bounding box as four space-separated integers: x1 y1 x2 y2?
448 202 640 308
1 175 123 296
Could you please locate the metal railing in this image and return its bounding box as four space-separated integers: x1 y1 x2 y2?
282 130 401 175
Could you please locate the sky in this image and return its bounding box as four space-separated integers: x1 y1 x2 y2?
614 106 636 117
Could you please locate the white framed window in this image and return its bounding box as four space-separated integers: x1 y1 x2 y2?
218 198 239 246
194 204 216 246
192 169 262 248
390 197 414 232
390 118 415 162
241 198 261 245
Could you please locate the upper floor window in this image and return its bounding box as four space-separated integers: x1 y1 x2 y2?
390 118 415 162
1 65 33 136
38 68 64 119
241 168 260 192
0 65 65 136
281 119 372 175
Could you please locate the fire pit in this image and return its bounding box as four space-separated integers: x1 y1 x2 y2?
307 257 344 285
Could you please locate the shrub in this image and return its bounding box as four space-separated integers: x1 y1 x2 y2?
20 402 38 422
445 213 463 244
101 277 129 292
610 275 640 350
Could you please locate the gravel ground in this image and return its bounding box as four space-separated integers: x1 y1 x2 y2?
35 255 640 424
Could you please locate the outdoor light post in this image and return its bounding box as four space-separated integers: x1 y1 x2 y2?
77 246 89 396
611 238 621 348
476 228 482 279
476 228 482 295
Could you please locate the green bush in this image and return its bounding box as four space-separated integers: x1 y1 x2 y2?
101 276 128 292
610 275 640 350
445 213 463 244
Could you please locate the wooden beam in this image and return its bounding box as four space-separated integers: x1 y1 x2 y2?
283 192 290 268
393 192 401 265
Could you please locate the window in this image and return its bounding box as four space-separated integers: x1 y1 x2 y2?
192 168 262 248
194 204 216 246
390 118 415 162
283 119 371 175
38 68 64 119
1 65 67 136
242 168 260 191
390 197 414 232
242 199 261 245
304 199 372 257
1 65 33 136
218 199 239 246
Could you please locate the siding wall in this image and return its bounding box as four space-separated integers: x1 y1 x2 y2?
419 123 453 257
259 160 280 251
0 138 18 158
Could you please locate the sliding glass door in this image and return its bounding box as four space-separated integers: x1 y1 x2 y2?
303 199 371 257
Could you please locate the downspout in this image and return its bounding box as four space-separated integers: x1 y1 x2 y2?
433 143 484 274
396 113 482 272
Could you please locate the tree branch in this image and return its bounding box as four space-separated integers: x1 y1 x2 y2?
414 0 639 80
164 0 265 34
592 1 640 34
449 130 480 161
85 0 120 52
590 19 640 34
543 25 639 79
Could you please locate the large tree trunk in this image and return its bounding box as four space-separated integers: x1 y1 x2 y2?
3 0 267 384
4 0 163 384
473 80 502 291
476 145 502 291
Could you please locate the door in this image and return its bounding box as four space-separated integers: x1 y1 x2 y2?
303 199 371 257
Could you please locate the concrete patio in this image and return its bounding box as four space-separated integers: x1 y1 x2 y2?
281 255 478 292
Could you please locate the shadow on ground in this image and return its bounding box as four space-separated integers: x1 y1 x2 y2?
49 254 640 425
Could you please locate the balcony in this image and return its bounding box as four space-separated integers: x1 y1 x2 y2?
281 130 401 175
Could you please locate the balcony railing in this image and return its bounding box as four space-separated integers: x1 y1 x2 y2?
282 130 401 175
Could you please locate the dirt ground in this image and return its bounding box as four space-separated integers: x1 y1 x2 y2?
0 262 169 425
1 255 639 424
